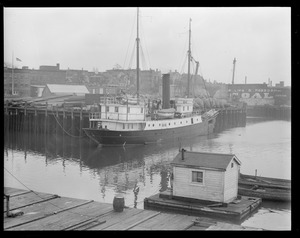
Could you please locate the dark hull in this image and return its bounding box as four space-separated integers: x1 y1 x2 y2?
83 117 216 146
238 173 291 202
238 187 291 202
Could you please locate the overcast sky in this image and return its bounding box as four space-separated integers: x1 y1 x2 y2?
4 7 291 86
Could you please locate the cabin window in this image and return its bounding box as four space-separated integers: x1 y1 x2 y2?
153 124 155 127
231 162 234 168
115 106 118 112
169 123 170 126
106 106 109 112
123 124 125 129
192 171 203 183
183 106 185 111
141 108 143 113
132 124 134 129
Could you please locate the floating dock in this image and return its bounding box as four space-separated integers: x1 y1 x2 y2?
4 187 262 230
144 190 262 223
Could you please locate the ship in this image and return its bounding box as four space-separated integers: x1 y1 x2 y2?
83 9 219 146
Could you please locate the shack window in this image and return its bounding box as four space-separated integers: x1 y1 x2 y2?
192 171 203 183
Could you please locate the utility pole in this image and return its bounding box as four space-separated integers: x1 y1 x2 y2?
232 57 236 85
187 18 192 98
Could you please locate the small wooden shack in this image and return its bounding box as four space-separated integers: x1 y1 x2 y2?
42 84 90 97
170 149 241 203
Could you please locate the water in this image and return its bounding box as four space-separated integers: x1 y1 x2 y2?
4 117 291 230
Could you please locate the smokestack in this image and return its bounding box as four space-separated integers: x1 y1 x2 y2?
181 148 186 160
162 73 170 109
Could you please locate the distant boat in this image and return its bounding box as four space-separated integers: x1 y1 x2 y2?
238 173 291 202
83 9 219 146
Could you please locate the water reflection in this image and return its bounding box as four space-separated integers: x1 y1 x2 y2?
4 127 214 205
4 117 291 229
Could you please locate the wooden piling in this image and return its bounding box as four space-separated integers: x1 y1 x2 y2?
80 107 83 137
71 108 75 136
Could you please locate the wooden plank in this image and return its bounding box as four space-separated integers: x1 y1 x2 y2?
4 193 58 213
4 197 93 230
131 213 179 230
7 201 113 230
9 191 33 198
88 207 146 230
4 192 59 212
153 214 197 230
186 225 208 230
64 216 107 230
105 210 161 230
4 187 32 197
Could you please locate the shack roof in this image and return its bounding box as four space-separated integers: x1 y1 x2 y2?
46 84 89 94
171 150 241 171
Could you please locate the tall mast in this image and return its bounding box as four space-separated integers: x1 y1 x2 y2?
136 7 140 104
12 51 14 95
232 57 236 84
187 18 192 98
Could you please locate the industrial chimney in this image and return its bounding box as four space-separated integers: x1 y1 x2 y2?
162 73 170 109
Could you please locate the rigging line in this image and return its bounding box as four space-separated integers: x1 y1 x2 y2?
191 36 200 64
178 30 189 72
179 52 188 75
51 111 86 139
123 11 137 69
4 167 100 220
128 41 136 69
140 19 152 69
140 43 148 70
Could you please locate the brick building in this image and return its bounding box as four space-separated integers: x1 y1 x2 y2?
4 63 91 97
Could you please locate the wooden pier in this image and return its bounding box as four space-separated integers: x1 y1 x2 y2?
3 187 262 230
4 101 247 138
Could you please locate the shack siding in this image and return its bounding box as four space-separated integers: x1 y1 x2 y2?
173 166 225 202
223 159 239 202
